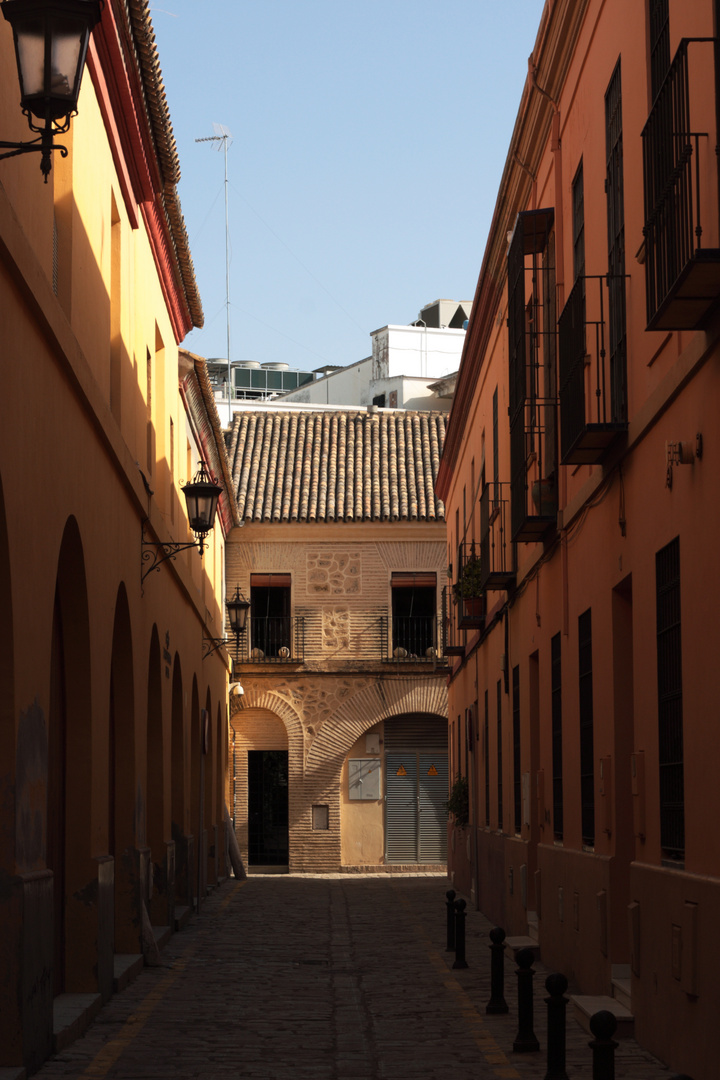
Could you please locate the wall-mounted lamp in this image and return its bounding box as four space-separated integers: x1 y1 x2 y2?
0 0 103 182
142 460 222 586
201 586 250 660
665 433 702 488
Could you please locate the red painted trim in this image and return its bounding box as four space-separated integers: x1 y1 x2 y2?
85 5 192 343
86 37 138 229
140 201 192 343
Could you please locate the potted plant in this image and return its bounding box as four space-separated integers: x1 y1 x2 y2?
453 557 485 628
445 774 469 828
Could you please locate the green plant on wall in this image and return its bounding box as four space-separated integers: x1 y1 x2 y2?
452 557 483 600
445 774 469 827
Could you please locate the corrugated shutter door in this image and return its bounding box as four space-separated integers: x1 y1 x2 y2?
386 754 418 862
384 715 447 754
419 754 448 862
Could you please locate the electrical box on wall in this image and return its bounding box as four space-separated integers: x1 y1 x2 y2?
348 758 381 800
366 733 380 754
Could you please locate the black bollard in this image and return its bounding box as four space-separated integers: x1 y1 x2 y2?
544 973 569 1080
486 926 509 1014
513 947 540 1052
452 898 469 969
446 889 456 952
588 1010 618 1080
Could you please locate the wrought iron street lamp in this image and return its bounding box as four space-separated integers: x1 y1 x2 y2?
0 0 103 181
202 585 250 659
226 585 250 637
142 461 223 587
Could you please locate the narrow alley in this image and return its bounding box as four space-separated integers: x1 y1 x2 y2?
31 876 666 1080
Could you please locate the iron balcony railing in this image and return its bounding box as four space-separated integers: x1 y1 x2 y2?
558 274 628 465
382 614 445 663
236 616 305 662
441 584 465 656
642 37 720 330
479 486 515 591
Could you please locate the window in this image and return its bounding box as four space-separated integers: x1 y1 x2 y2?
649 0 670 102
484 690 490 826
492 387 499 504
391 573 436 658
656 537 683 858
572 161 585 284
512 664 521 835
605 61 627 423
551 632 563 840
497 680 503 832
578 609 595 846
250 574 291 658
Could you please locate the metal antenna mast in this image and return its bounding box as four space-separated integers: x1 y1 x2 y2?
196 124 233 426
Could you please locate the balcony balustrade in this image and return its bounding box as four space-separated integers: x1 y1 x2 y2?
235 616 305 662
479 487 515 591
643 37 720 330
558 274 628 464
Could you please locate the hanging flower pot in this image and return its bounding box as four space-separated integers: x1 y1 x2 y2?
531 477 558 517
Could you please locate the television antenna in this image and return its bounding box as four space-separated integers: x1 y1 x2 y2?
195 123 233 425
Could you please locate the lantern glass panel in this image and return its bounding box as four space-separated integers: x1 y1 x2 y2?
15 20 45 99
51 21 84 101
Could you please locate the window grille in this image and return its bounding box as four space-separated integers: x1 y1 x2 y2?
551 632 563 840
605 60 627 423
649 0 670 102
484 690 490 827
497 679 503 832
578 609 595 846
656 537 684 858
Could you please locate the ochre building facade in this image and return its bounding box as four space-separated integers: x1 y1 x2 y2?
436 2 720 1078
0 6 233 1074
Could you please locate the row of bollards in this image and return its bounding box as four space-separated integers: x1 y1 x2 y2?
441 896 696 1080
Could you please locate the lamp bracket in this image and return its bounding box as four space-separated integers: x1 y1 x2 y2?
202 636 227 660
141 521 203 589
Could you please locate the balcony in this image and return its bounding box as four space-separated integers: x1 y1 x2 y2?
479 486 515 591
236 616 305 662
558 275 628 464
441 585 465 656
643 37 720 330
382 614 446 663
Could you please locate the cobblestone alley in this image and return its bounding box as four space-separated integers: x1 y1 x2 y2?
31 875 669 1080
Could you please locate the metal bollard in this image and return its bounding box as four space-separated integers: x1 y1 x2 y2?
486 926 509 1014
446 889 456 952
588 1010 618 1080
544 973 569 1080
513 947 540 1052
452 898 469 969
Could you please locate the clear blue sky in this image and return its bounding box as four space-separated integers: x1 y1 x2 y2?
151 1 545 371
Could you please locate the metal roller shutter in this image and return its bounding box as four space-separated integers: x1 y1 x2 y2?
386 754 418 862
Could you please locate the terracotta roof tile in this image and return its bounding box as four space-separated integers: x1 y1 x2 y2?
228 409 447 524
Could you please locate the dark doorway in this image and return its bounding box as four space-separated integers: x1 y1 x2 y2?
248 750 289 865
250 575 291 658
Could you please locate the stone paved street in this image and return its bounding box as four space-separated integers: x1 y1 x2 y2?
33 875 670 1080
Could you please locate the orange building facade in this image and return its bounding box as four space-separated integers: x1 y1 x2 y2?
436 2 720 1077
0 5 233 1074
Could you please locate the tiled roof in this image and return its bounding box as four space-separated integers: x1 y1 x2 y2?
228 409 447 523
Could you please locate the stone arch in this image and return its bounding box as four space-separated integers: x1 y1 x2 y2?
307 678 448 775
49 516 93 992
190 676 201 907
170 653 190 908
147 625 168 925
109 583 139 954
232 689 304 763
203 687 215 887
215 702 225 875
